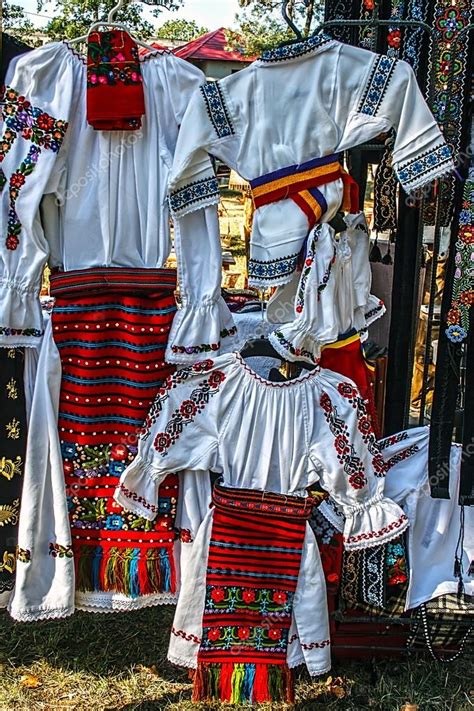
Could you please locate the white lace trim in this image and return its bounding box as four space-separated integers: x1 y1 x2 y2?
401 163 454 193
318 499 345 533
9 605 75 622
343 513 409 550
75 590 178 613
167 652 197 670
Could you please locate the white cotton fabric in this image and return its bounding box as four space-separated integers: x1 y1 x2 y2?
0 41 235 355
266 215 385 364
169 37 452 363
115 353 407 673
319 426 474 610
380 427 474 610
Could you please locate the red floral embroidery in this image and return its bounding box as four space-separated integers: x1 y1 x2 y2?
153 370 226 457
179 528 193 543
210 587 225 602
5 235 19 250
242 589 256 603
237 627 250 640
272 591 287 604
344 513 408 545
207 628 221 641
268 628 282 640
110 444 128 461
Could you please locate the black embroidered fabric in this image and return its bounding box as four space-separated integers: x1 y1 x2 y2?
384 195 421 434
373 134 398 235
0 348 27 599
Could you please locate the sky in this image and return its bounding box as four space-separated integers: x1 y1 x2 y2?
14 0 242 29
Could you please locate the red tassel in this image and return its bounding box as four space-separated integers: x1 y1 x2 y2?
169 546 177 594
253 663 269 703
285 665 295 705
138 551 151 595
192 663 207 702
219 662 233 702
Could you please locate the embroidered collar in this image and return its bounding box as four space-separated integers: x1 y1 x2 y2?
258 33 335 64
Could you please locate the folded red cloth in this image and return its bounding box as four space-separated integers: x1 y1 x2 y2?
86 29 145 131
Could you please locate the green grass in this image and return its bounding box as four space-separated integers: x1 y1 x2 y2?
0 608 472 710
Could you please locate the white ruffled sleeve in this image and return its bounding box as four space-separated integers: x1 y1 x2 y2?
268 224 339 365
310 371 409 550
115 359 224 520
165 79 239 364
0 45 74 348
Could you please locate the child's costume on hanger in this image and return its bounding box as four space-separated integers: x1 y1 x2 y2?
115 353 408 703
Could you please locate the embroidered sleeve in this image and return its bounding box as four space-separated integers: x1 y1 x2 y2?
361 57 454 192
115 359 223 519
166 77 238 365
1 49 73 348
310 373 409 550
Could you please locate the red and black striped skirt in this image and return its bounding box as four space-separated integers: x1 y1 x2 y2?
50 267 178 604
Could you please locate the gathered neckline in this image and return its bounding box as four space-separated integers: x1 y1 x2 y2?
61 39 170 65
233 352 320 388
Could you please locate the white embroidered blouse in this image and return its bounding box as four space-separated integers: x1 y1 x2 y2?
167 35 453 362
0 41 236 356
115 353 408 550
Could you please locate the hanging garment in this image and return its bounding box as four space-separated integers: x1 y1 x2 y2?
50 267 179 612
265 213 385 363
319 426 474 610
114 353 408 700
86 30 145 130
167 35 454 364
0 42 235 356
0 347 27 609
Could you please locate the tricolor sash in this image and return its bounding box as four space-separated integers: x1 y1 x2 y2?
250 154 359 229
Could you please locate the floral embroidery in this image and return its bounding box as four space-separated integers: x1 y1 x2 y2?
0 499 20 527
1 86 68 251
320 391 367 489
6 377 18 399
271 331 317 363
0 456 23 481
336 381 387 477
386 537 408 585
48 542 74 558
288 634 331 650
200 81 235 139
0 326 43 338
364 300 385 323
63 443 178 532
87 31 142 88
153 370 226 456
402 0 430 74
205 584 294 615
357 55 398 117
16 546 31 563
5 418 20 440
296 230 319 314
248 251 299 284
260 33 333 63
445 178 474 343
395 143 453 192
171 326 237 355
201 623 289 653
0 550 16 575
179 528 193 543
169 175 220 215
139 359 215 441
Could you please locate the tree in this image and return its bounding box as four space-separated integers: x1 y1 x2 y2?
39 0 184 41
3 1 37 43
156 18 208 41
229 0 324 56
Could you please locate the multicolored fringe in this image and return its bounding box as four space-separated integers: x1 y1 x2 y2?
75 542 176 598
193 481 313 703
193 662 294 704
51 267 179 601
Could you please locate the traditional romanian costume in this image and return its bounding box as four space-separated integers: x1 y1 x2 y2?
167 34 454 364
0 41 235 619
115 353 408 703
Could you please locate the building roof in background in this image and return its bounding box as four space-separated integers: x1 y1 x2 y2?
174 27 252 62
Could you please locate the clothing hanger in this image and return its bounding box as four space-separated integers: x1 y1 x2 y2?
69 0 168 51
